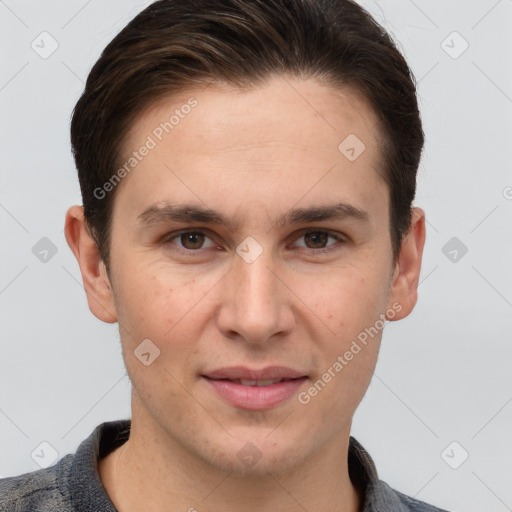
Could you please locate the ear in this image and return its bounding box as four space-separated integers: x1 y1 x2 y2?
64 205 117 323
386 207 426 321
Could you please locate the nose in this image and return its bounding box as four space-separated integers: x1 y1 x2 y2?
216 247 295 345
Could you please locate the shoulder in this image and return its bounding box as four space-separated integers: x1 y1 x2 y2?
0 420 129 512
348 436 452 512
377 480 453 512
0 455 74 512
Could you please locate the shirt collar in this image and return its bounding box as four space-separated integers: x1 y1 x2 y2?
348 435 411 511
65 420 409 512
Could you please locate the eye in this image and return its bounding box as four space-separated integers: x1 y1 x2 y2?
164 230 217 251
291 229 345 253
162 228 345 255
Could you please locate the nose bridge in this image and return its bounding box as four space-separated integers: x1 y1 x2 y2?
219 243 291 342
235 245 278 313
238 251 274 297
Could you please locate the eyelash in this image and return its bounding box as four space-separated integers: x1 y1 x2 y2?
162 228 346 256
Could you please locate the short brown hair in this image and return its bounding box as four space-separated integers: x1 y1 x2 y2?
71 0 424 272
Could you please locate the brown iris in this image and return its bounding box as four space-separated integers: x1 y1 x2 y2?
303 231 329 249
180 232 205 250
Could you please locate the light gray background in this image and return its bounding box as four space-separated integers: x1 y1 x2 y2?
1 1 511 511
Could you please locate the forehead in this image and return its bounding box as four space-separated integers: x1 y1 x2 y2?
114 76 387 225
127 77 381 155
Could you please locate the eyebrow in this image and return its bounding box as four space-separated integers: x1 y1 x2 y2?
136 201 370 231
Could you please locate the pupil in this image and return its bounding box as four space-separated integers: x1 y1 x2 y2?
182 232 204 249
305 232 327 248
179 232 328 250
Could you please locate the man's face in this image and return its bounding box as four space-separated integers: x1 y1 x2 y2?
100 77 403 474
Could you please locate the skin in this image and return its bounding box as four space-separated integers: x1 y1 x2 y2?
65 75 425 512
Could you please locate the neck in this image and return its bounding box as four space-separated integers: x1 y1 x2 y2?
99 412 361 512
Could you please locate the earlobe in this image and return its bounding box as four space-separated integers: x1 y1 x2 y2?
64 205 118 323
386 207 426 321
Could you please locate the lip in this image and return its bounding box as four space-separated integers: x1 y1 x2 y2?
203 365 306 381
201 366 308 411
203 376 307 410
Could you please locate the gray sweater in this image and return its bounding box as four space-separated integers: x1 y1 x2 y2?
0 419 451 511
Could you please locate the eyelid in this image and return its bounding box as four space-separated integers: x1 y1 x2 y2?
289 228 346 252
162 227 347 254
163 229 218 250
291 228 346 243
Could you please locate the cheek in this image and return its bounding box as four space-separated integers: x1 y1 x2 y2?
114 266 211 379
295 265 389 398
297 267 388 335
116 275 167 329
117 272 201 395
114 263 194 337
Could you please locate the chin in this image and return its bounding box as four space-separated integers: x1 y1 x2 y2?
200 433 310 477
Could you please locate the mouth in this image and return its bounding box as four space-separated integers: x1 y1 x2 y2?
208 378 296 386
202 365 307 381
201 366 308 410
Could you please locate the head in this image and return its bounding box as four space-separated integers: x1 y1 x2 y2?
70 0 423 273
66 0 425 476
